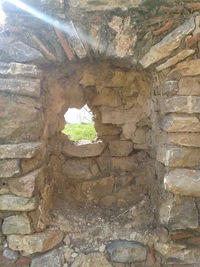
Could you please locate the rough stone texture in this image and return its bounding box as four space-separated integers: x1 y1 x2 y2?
71 252 112 267
3 248 19 262
167 133 200 147
112 156 138 171
0 94 42 143
161 115 200 132
0 36 44 63
154 243 186 258
166 248 200 265
160 198 198 230
2 214 32 235
162 81 179 96
0 62 40 77
0 78 40 98
157 145 200 167
106 240 147 263
91 88 122 107
156 49 195 71
0 160 20 178
62 141 105 158
62 159 99 180
164 168 200 197
0 142 44 159
163 96 200 114
7 230 63 255
0 195 37 211
140 17 195 68
31 248 65 267
109 140 133 156
8 168 44 198
175 59 200 76
178 77 200 96
69 0 142 11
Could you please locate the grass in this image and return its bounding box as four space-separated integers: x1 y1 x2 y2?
62 123 96 141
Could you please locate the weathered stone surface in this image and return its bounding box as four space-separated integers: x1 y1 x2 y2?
0 62 40 77
0 36 44 63
3 248 19 261
178 77 200 96
0 142 44 159
101 105 146 125
31 248 65 267
0 78 41 98
162 81 179 96
0 159 20 178
2 214 32 235
122 123 136 139
112 156 138 171
160 198 198 230
0 94 42 143
167 133 200 147
69 0 142 11
8 230 63 255
62 141 104 158
156 49 195 71
175 59 200 76
0 195 37 211
82 176 114 200
157 145 200 167
91 88 121 107
106 240 147 263
166 248 200 265
154 243 186 258
63 159 99 179
161 115 200 132
164 168 200 197
140 18 195 68
8 168 44 198
163 96 200 114
71 252 112 267
109 140 133 156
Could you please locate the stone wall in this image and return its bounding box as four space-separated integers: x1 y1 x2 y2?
1 0 200 266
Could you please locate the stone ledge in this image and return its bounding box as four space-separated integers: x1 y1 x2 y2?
62 141 105 158
0 78 41 98
0 195 37 211
0 159 20 178
164 168 200 197
0 142 44 159
2 214 32 235
7 229 64 255
0 62 40 78
157 145 200 167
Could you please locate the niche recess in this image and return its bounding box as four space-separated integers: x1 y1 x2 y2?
42 61 159 250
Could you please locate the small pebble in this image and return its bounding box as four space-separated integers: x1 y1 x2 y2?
72 252 78 258
3 248 19 261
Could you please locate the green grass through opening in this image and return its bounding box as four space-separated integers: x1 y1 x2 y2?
62 123 96 141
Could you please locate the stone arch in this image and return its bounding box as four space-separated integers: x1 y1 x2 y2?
1 1 200 266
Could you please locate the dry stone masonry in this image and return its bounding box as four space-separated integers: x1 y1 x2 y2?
1 0 200 266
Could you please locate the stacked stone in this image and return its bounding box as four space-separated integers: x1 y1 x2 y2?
0 62 64 258
156 75 200 265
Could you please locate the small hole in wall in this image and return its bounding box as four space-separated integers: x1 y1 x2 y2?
62 104 97 141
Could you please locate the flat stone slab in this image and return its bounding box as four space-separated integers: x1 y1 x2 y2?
160 198 198 230
163 96 200 114
62 141 105 158
2 214 32 235
0 159 20 178
0 142 44 159
0 195 37 211
106 240 147 263
140 17 195 68
157 145 200 167
0 62 40 77
175 59 200 76
167 133 200 147
161 115 200 132
164 168 200 197
8 168 43 198
178 77 200 96
71 252 112 267
0 78 41 98
8 230 63 255
109 140 133 157
31 248 65 267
